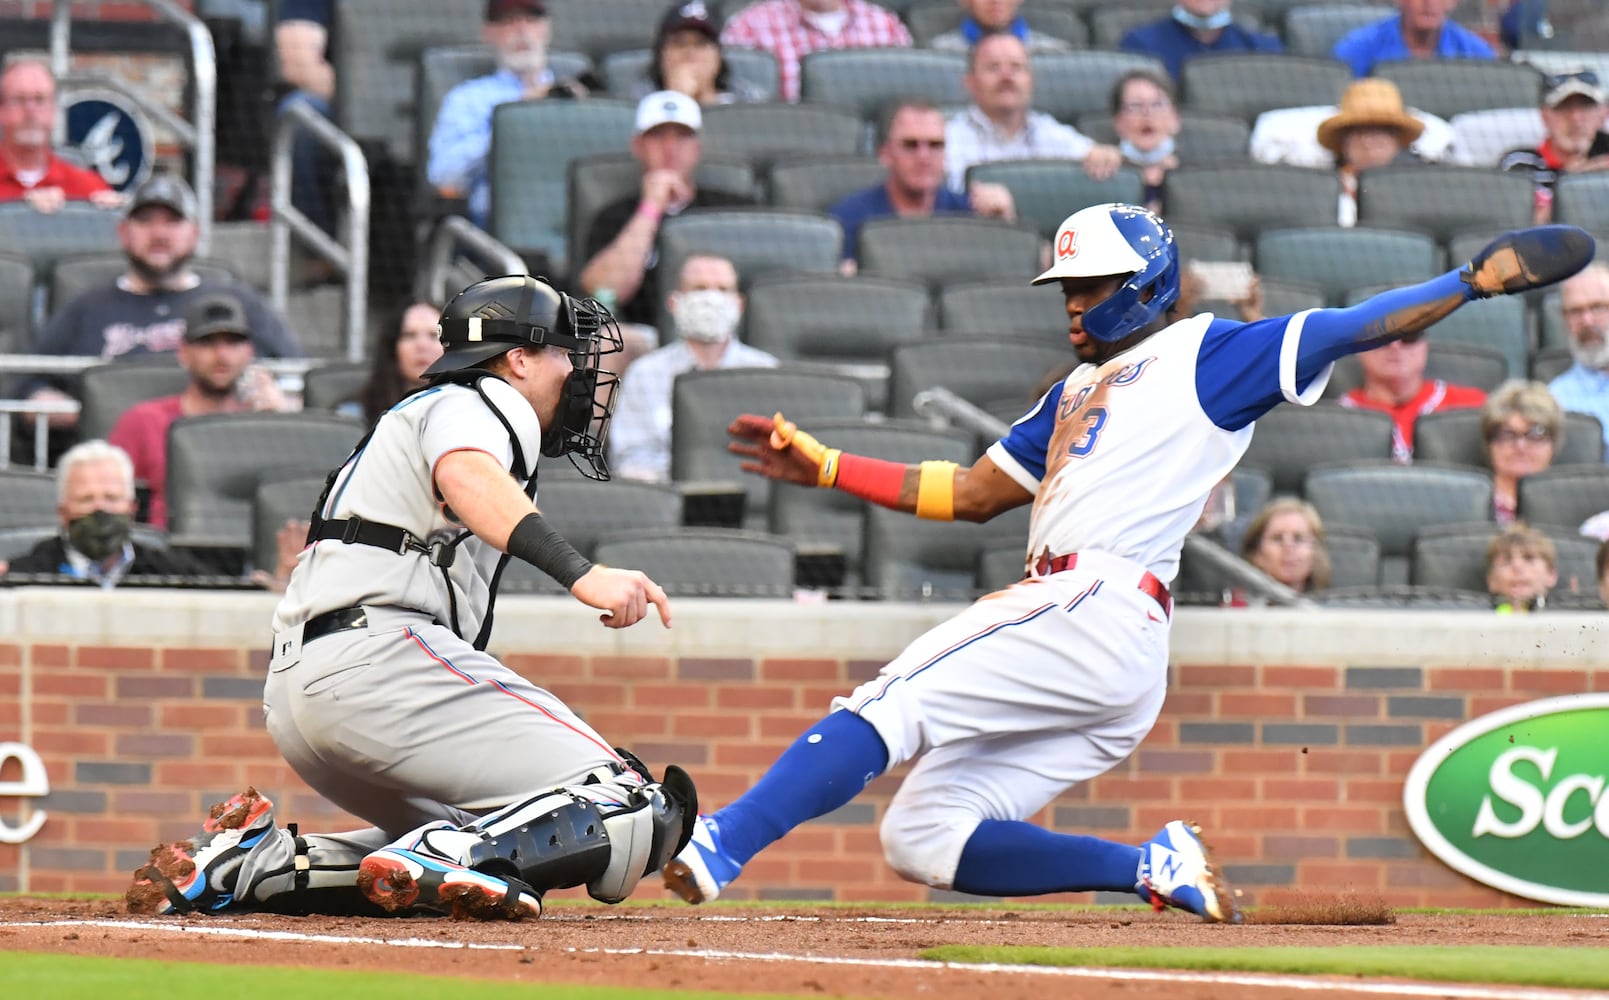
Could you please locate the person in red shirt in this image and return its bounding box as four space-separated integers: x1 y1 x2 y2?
1500 70 1609 224
0 58 121 211
1338 336 1485 461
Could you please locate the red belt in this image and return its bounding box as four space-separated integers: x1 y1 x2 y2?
1033 552 1172 620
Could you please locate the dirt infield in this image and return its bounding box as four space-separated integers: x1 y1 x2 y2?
3 896 1606 999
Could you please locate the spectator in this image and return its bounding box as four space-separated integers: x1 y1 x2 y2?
1501 0 1552 52
1338 335 1485 462
1481 380 1563 526
428 0 595 227
720 0 912 104
830 100 1016 263
608 253 777 482
1120 0 1280 83
578 90 754 333
1549 262 1609 459
1499 71 1609 224
1487 523 1556 613
944 32 1121 190
273 0 336 233
0 59 119 212
26 173 302 426
636 2 767 104
1240 497 1330 593
1111 68 1181 214
339 301 446 424
1317 79 1425 227
108 291 294 529
1332 0 1495 79
0 440 210 585
930 0 1072 54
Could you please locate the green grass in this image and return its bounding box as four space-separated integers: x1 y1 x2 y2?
924 944 1609 990
0 952 802 999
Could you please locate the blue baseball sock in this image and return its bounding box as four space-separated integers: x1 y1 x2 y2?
712 710 889 866
952 819 1142 897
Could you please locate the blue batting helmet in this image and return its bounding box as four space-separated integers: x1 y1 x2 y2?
1031 203 1180 343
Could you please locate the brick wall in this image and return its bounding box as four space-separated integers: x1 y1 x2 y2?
1 589 1604 908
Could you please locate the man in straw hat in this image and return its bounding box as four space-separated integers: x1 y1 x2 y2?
1318 78 1425 227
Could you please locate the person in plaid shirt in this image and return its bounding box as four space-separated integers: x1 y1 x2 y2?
720 0 912 103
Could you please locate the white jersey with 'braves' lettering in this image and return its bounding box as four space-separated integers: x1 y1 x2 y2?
986 310 1332 585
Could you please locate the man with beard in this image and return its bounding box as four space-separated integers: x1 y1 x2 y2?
0 59 121 211
25 173 301 431
1549 262 1609 459
107 291 294 529
0 440 211 584
428 0 595 227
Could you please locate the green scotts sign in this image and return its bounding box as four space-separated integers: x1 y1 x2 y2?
1404 694 1609 907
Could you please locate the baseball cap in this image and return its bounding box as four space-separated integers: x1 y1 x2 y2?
485 0 546 21
184 292 252 342
635 89 702 135
1544 70 1606 107
657 1 721 45
126 172 198 220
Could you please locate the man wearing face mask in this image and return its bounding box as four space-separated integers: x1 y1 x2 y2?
428 0 597 226
1120 0 1281 83
607 253 776 482
0 440 210 585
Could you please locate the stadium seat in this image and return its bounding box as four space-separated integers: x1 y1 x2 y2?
1028 50 1167 122
1173 113 1255 163
1303 461 1494 585
0 469 59 530
566 153 756 271
1238 404 1397 495
1181 54 1353 121
1283 4 1394 58
671 368 866 529
1530 346 1573 384
863 499 1031 601
546 0 663 63
798 49 967 119
250 474 327 576
488 98 636 270
0 253 33 358
1255 227 1440 307
520 477 682 565
1411 523 1599 595
656 209 843 329
1162 164 1341 243
78 360 192 443
768 155 887 213
1255 279 1327 318
937 278 1069 343
1537 289 1568 349
1413 409 1605 469
1341 285 1529 379
1552 173 1609 235
905 1 1089 48
966 160 1144 240
300 362 369 414
0 203 122 272
599 47 780 103
1323 526 1383 590
1374 59 1546 121
593 527 795 598
166 413 365 550
1170 222 1246 264
887 337 1072 419
1518 467 1609 533
1447 107 1545 168
700 103 866 170
857 216 1042 288
770 419 974 591
1355 166 1534 244
742 271 930 371
50 253 234 316
1315 584 1492 608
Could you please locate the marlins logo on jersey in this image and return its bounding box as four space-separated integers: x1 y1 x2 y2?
62 88 155 192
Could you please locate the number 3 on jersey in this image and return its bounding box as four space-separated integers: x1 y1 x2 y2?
1068 406 1107 458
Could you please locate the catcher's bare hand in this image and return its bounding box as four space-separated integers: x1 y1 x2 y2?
571 565 672 629
727 412 822 486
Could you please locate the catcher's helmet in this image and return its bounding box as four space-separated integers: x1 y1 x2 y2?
1032 203 1180 343
427 275 623 479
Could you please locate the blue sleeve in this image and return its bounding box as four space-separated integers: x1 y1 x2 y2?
277 0 330 27
828 191 869 260
427 82 492 193
1331 27 1372 76
994 380 1065 483
1196 269 1474 430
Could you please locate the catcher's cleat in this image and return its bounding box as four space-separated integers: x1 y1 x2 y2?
125 787 277 915
1135 820 1241 924
1462 224 1595 299
662 814 742 904
356 848 542 921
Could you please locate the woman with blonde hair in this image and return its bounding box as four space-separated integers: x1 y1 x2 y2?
1480 380 1563 526
1240 496 1331 593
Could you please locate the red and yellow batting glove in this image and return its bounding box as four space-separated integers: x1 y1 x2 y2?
768 412 842 488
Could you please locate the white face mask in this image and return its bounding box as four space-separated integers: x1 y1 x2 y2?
672 288 741 343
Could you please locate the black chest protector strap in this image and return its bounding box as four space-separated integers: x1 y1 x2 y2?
304 372 537 651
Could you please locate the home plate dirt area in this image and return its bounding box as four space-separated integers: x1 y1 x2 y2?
0 896 1602 1000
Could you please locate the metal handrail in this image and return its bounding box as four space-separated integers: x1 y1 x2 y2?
912 386 1010 439
420 215 527 305
269 99 370 363
50 0 216 251
0 399 79 470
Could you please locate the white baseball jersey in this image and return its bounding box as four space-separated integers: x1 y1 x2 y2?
986 311 1332 585
272 377 543 636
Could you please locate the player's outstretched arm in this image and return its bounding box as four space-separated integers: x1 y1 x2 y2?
728 412 1032 522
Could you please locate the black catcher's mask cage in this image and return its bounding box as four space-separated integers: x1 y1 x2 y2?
544 292 623 480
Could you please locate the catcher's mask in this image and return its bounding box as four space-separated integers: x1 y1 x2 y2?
427 275 623 480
